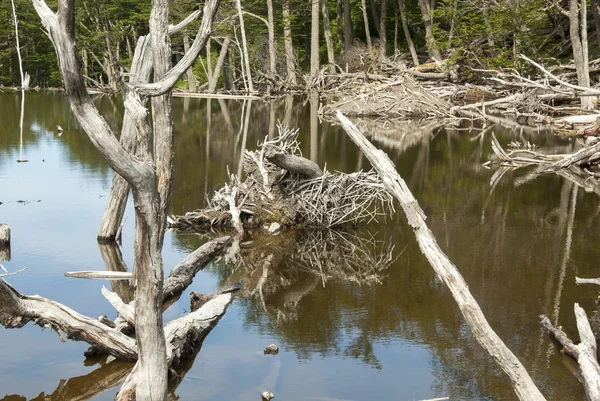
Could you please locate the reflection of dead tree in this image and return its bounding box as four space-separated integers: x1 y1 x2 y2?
486 133 600 196
170 126 393 231
288 230 396 286
541 306 600 400
6 359 133 401
219 229 397 323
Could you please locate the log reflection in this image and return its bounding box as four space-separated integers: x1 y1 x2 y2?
221 229 396 316
0 359 132 401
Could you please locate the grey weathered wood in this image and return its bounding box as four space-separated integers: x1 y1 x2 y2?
266 152 323 178
0 279 137 361
115 292 234 400
162 236 231 303
207 38 231 93
102 287 135 325
64 271 133 280
336 110 546 401
130 0 221 97
0 224 10 245
575 303 600 400
576 277 600 286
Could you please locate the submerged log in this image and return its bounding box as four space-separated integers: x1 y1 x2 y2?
336 110 546 401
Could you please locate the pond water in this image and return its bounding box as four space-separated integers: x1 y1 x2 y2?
0 91 597 401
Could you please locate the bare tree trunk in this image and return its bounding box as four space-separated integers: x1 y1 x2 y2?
380 0 388 56
418 0 442 61
397 0 419 65
311 0 320 80
593 0 600 51
283 0 297 85
361 0 373 52
337 0 344 52
337 111 547 401
206 37 213 83
569 0 594 109
266 0 277 84
10 0 28 90
369 0 381 37
482 1 495 47
321 0 336 73
448 0 459 46
208 38 231 93
184 35 197 92
393 0 398 55
344 0 354 50
235 0 254 92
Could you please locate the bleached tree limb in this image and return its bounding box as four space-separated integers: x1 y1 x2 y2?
336 110 546 401
0 279 137 361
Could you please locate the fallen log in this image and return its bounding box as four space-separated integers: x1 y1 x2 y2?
0 279 137 361
336 110 546 401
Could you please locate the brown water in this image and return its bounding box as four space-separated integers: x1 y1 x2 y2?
0 91 596 401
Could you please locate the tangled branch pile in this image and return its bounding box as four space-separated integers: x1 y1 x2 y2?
169 126 393 231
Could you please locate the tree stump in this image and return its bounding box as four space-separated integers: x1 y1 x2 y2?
0 224 10 262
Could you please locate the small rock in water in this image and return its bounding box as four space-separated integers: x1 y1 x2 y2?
261 391 274 401
267 222 281 234
264 344 279 355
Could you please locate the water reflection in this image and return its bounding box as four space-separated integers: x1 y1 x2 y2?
1 91 598 400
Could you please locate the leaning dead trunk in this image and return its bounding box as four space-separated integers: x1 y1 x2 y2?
397 0 419 65
336 111 546 401
208 38 231 93
361 0 373 53
183 35 197 92
321 0 336 73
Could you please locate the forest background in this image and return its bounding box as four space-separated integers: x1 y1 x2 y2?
0 0 586 92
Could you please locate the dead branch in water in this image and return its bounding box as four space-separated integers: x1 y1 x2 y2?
170 125 393 231
336 110 546 401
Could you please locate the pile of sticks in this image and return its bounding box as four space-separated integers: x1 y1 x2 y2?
169 126 393 231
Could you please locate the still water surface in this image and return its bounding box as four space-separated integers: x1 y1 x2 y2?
0 91 597 400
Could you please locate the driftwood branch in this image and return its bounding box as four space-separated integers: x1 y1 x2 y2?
65 271 133 280
336 110 546 401
0 279 137 361
162 236 231 303
576 277 600 285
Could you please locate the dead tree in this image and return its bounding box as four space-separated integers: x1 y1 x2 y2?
30 0 222 399
336 111 546 401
